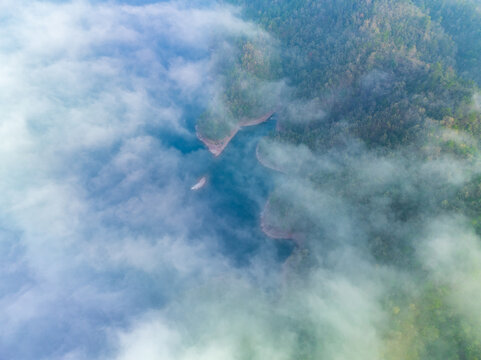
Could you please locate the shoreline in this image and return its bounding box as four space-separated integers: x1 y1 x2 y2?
255 142 287 174
196 111 275 157
196 126 240 157
260 199 300 243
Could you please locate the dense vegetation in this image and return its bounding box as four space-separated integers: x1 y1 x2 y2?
196 36 281 139
198 0 481 358
224 0 481 149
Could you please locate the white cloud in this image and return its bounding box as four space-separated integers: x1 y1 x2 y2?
420 217 481 336
0 1 268 359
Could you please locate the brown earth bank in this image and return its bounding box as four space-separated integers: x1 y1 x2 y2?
260 199 302 244
196 126 239 157
196 111 275 157
255 142 287 174
239 111 275 127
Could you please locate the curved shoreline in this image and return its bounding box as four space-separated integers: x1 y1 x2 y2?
196 111 275 157
240 111 275 127
255 142 287 174
260 199 301 243
196 109 305 245
196 126 240 157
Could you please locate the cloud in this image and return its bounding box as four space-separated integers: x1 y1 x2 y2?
474 92 481 112
114 262 387 360
3 1 481 360
0 1 272 359
419 217 481 336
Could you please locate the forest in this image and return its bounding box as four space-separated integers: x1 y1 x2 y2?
198 0 481 358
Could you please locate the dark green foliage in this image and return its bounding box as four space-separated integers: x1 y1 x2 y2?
382 281 481 360
225 0 480 149
413 0 481 86
209 1 481 357
197 37 281 139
